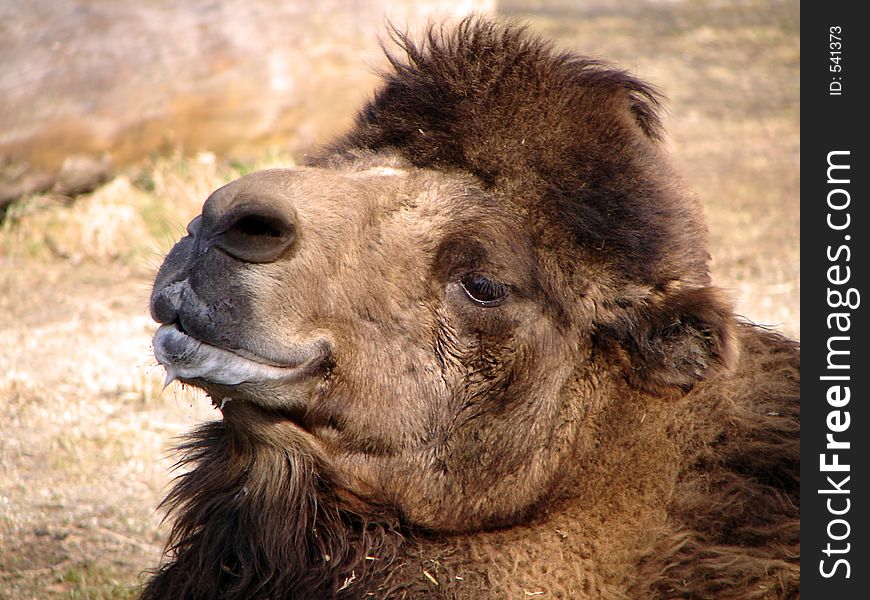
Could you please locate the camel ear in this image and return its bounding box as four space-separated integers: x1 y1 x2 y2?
601 287 737 398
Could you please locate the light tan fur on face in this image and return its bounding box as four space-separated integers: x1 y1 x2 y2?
199 165 590 530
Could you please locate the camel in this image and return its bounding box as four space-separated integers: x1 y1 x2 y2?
145 18 799 599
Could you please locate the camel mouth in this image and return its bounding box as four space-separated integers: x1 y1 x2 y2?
153 323 327 387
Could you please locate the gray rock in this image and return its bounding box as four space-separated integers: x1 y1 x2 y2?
52 155 113 197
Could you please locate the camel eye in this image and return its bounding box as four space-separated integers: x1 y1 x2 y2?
460 273 509 307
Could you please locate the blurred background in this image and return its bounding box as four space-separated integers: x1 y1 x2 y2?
0 0 798 597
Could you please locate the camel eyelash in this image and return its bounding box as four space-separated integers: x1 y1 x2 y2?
459 273 510 307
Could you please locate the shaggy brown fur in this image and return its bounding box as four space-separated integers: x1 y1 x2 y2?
145 18 799 599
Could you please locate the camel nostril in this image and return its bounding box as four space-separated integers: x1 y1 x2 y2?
213 208 297 264
231 214 286 239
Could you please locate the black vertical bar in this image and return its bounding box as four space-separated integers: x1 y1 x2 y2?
801 2 868 597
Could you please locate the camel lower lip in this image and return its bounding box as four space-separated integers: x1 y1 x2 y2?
153 324 315 385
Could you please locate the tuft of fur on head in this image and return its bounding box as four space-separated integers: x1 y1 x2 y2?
320 17 710 292
141 420 403 600
328 17 665 185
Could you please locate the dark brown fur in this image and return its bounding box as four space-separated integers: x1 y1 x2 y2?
144 18 799 599
142 407 404 599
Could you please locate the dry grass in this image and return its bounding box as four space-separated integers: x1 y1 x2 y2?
0 3 797 597
0 153 293 598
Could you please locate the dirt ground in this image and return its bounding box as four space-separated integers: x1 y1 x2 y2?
0 2 798 598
